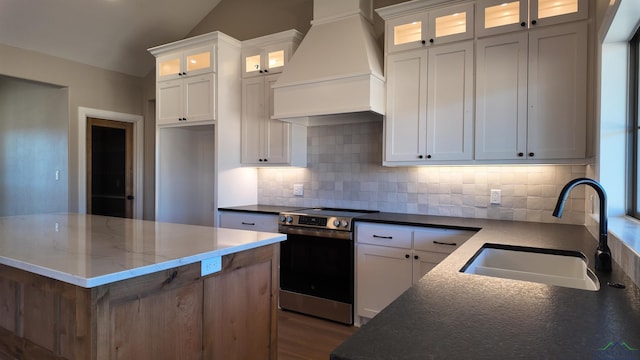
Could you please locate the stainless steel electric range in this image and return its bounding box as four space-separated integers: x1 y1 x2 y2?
278 208 378 325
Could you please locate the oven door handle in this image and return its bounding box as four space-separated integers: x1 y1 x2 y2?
278 225 353 240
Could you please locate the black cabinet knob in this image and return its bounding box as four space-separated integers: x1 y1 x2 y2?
421 40 426 45
264 69 269 73
529 152 535 157
259 159 263 162
520 21 526 27
264 158 268 162
414 255 419 260
418 155 424 159
429 38 434 43
531 19 537 25
405 254 410 259
426 154 432 159
126 195 134 200
517 152 524 157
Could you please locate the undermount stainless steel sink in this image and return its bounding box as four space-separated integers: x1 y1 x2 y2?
461 243 600 291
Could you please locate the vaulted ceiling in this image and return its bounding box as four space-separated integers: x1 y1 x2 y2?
0 0 222 77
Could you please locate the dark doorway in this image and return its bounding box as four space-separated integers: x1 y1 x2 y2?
87 118 134 218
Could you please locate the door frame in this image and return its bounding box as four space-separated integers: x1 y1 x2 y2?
78 107 143 218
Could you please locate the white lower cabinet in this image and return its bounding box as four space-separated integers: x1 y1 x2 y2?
356 223 474 324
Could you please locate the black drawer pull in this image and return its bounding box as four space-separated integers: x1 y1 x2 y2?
241 222 256 226
433 241 457 246
373 235 393 239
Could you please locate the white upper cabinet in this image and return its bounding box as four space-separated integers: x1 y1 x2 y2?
241 30 302 78
150 36 226 126
526 22 587 159
240 30 306 167
385 3 474 53
156 45 216 81
241 75 307 166
475 33 528 160
157 74 215 126
475 22 587 160
384 41 473 164
476 0 588 37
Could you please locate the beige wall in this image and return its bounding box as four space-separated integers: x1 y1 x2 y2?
0 43 143 213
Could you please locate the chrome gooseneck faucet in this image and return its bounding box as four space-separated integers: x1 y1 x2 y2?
552 178 612 272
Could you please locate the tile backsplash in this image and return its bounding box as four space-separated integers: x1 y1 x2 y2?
258 121 587 225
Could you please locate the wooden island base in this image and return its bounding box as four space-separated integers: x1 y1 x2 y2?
0 244 279 360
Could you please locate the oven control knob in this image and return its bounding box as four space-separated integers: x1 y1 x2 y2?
279 215 286 223
333 219 341 227
340 220 349 228
286 216 293 223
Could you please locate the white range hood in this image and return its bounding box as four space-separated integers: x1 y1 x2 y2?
272 0 385 125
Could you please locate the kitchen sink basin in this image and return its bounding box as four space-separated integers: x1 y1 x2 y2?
461 243 600 291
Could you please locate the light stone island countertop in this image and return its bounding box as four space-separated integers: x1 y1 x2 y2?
0 213 286 288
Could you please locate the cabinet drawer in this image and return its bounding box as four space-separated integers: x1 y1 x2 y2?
413 228 474 253
219 212 279 233
356 223 412 248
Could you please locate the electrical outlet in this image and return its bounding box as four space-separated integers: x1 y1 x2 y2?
201 256 222 276
293 184 304 196
490 189 501 205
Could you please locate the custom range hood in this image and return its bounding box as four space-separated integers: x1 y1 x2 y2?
272 0 385 125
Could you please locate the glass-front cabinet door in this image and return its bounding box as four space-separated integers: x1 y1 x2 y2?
530 0 587 27
386 13 430 53
477 0 587 37
242 44 290 77
427 3 474 45
156 46 215 81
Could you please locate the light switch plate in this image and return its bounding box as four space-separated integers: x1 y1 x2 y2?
293 184 304 196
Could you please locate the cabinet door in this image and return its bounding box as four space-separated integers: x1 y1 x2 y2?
242 47 264 78
386 13 430 53
475 32 528 160
476 0 528 37
157 80 183 125
356 244 412 319
412 250 448 282
384 50 427 163
184 74 215 122
263 43 290 75
241 77 266 164
530 0 588 28
428 3 474 45
157 53 183 81
527 22 586 160
183 45 215 76
263 75 290 164
426 41 474 161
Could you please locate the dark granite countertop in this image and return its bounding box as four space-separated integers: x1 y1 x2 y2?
332 213 640 359
218 204 307 215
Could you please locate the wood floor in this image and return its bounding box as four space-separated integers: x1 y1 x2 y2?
277 310 358 360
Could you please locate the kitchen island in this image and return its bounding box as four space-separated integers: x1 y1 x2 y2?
332 213 640 359
0 213 286 360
